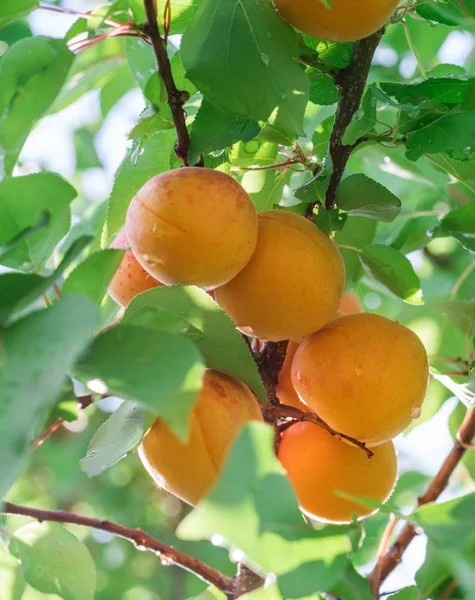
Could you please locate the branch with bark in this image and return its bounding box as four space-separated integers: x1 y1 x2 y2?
370 407 475 593
1 502 234 594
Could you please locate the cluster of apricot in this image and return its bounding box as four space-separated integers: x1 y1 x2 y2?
108 167 429 523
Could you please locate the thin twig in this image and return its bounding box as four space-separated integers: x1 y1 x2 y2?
373 408 475 588
1 502 234 594
143 0 191 164
325 30 383 209
29 419 63 452
440 580 457 600
368 513 397 597
266 403 374 458
451 261 475 299
39 2 124 27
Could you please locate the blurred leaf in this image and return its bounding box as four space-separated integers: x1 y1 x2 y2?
312 116 334 160
381 77 475 106
359 244 424 304
62 249 124 307
336 174 401 222
435 202 475 237
0 211 50 264
181 0 309 135
124 37 156 92
0 36 73 174
74 324 205 440
100 63 137 116
0 295 99 499
342 88 376 146
156 0 198 35
74 128 102 170
329 563 374 600
103 128 175 244
128 114 174 140
123 286 265 401
333 217 377 291
188 100 260 165
438 300 475 336
431 369 475 409
0 0 38 29
10 522 95 600
81 401 144 477
0 544 25 600
230 139 278 168
178 423 351 598
0 173 76 272
416 540 453 597
415 493 475 550
0 235 93 326
406 112 475 161
387 588 419 600
416 0 471 25
242 169 292 213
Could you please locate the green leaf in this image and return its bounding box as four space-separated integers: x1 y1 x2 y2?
181 0 309 135
387 588 420 600
416 0 470 26
0 36 73 174
123 286 265 401
0 212 50 264
0 295 99 499
313 206 348 235
333 217 377 290
416 540 453 597
10 522 96 600
415 493 475 549
312 116 334 160
62 249 124 307
178 423 351 597
0 544 25 600
381 77 475 106
74 324 205 440
103 128 175 244
406 111 475 161
438 300 475 336
430 368 474 409
0 173 76 272
0 0 38 29
336 174 401 222
0 235 93 325
329 563 374 600
188 100 260 165
74 128 102 170
308 72 338 106
156 0 198 35
81 401 144 477
359 245 424 304
128 114 174 140
435 202 475 237
241 169 292 213
230 139 278 168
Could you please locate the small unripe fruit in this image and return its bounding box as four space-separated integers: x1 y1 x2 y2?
215 211 345 342
108 228 164 308
126 168 258 289
292 313 429 445
273 0 399 43
278 422 397 523
139 370 263 505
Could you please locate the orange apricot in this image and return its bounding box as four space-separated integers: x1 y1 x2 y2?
108 228 164 308
215 211 345 342
278 422 397 522
276 341 309 411
139 370 263 505
273 0 399 43
338 292 364 315
291 313 429 446
125 168 258 289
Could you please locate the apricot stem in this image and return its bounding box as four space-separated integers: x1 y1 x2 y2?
266 403 374 459
325 30 383 209
143 0 191 165
1 502 234 594
372 407 475 589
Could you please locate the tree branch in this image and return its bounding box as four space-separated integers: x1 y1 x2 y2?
266 403 374 459
143 0 191 165
373 407 475 588
255 340 289 405
325 30 383 209
1 502 234 594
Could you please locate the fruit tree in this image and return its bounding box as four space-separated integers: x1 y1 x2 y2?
0 1 474 600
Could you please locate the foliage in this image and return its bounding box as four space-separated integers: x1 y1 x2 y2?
0 1 474 599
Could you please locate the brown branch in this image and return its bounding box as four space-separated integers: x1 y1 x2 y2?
1 502 234 594
373 407 475 588
325 30 383 209
440 580 457 600
368 513 397 598
255 340 289 406
265 403 374 458
143 0 191 165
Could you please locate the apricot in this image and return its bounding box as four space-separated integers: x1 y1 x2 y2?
276 341 309 411
138 370 263 505
273 0 399 43
214 211 345 342
126 168 258 289
108 228 164 308
339 292 363 315
278 422 397 523
292 313 429 446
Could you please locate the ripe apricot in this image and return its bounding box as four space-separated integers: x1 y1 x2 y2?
126 168 258 289
276 341 309 411
273 0 399 43
278 422 397 523
292 313 429 446
339 292 363 315
139 370 263 505
214 211 345 342
108 228 164 308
